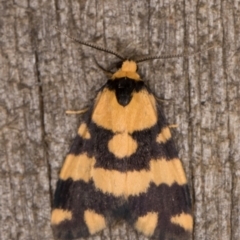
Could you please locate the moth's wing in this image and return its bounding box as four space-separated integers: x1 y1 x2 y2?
51 104 110 239
51 84 193 240
150 123 193 240
128 93 193 240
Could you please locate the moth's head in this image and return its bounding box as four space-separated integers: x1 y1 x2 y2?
55 27 216 83
120 60 137 72
56 27 215 85
111 60 141 81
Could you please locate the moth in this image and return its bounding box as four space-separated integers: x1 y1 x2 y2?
51 30 193 240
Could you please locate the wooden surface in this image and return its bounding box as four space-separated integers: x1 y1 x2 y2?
0 0 240 239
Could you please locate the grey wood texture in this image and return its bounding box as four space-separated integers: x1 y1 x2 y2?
0 0 239 239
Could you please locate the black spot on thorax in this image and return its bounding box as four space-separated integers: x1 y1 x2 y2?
106 78 144 106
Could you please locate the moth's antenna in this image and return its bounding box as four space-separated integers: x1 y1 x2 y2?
55 26 125 60
136 45 219 63
92 57 113 78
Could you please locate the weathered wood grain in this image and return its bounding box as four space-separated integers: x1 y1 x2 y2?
0 0 239 239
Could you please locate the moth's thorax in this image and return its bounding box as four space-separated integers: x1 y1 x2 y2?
111 60 141 81
92 89 157 133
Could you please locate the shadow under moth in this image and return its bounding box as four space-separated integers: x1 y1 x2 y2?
51 30 193 240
